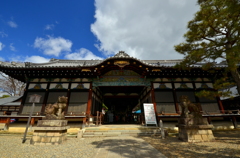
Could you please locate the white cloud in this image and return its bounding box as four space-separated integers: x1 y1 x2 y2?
34 36 72 57
8 21 18 28
65 48 103 60
169 0 188 7
91 0 199 60
8 55 49 63
0 32 8 38
0 42 5 51
25 56 50 63
45 24 54 30
9 43 16 51
0 57 4 61
8 55 22 62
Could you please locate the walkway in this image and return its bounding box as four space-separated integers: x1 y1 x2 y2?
93 136 167 158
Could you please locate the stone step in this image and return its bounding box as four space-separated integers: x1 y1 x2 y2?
82 126 162 138
82 133 160 138
85 128 158 130
82 129 162 138
84 131 161 133
84 129 161 132
84 128 160 131
85 129 157 131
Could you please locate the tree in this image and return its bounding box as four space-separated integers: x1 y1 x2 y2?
174 0 240 98
0 95 10 99
0 72 25 96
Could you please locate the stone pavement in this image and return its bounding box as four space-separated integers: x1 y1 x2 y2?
93 136 167 158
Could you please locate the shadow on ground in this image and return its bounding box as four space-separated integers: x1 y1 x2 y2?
89 130 240 158
91 137 165 158
140 129 240 158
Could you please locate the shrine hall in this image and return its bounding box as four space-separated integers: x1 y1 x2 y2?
0 51 238 127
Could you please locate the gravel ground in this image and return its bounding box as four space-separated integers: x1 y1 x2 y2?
0 135 104 158
0 130 239 158
141 130 240 158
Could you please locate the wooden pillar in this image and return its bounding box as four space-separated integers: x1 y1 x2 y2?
96 111 99 126
82 117 87 128
231 116 238 129
217 97 224 113
207 117 212 124
85 83 93 127
99 112 102 125
41 84 50 115
172 83 180 114
65 84 71 114
19 82 30 114
141 113 145 125
30 118 35 126
151 83 159 123
6 117 11 130
86 83 93 116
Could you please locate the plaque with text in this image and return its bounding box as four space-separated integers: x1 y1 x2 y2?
143 103 157 126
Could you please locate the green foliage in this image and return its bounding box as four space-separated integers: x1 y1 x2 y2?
0 95 10 99
175 0 240 98
195 90 217 100
102 103 108 112
134 105 141 111
196 76 236 99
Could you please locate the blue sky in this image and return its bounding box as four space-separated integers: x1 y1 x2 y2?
0 0 199 63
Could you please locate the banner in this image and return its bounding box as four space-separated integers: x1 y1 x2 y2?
143 103 157 126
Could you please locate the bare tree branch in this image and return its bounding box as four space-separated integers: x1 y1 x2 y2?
0 72 26 96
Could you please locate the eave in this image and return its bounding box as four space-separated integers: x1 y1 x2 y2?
0 51 226 82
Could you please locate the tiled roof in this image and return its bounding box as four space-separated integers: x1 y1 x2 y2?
0 96 22 106
0 51 227 69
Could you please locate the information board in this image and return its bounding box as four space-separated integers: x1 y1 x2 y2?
143 103 157 126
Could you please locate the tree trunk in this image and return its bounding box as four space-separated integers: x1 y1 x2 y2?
225 42 240 95
230 69 240 95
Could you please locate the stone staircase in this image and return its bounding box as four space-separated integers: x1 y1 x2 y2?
82 125 161 138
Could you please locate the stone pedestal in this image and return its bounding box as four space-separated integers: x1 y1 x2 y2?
77 130 83 138
30 120 70 145
37 120 68 127
177 118 215 142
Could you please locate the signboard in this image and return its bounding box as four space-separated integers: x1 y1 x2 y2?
143 103 157 126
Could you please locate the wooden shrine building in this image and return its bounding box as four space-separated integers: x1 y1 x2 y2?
0 51 238 126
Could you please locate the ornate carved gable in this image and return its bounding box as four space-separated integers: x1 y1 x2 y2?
103 70 140 76
113 51 130 58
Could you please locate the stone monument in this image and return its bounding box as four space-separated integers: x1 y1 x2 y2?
30 96 70 145
177 95 215 142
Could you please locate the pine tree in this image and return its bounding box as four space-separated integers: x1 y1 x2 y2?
175 0 240 98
